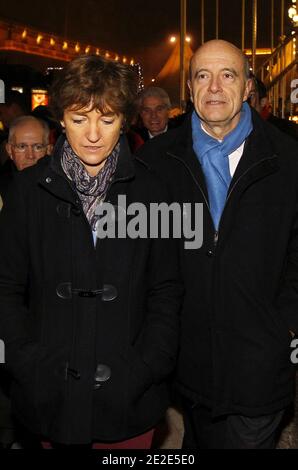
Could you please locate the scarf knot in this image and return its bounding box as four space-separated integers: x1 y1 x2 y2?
61 139 119 230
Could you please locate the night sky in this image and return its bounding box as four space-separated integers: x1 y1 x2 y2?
0 0 293 81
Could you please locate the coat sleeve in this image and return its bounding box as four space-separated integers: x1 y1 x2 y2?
132 174 184 384
277 198 298 333
136 237 183 384
0 175 39 381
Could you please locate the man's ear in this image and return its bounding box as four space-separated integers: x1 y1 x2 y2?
46 144 53 155
243 78 253 102
187 80 194 102
60 120 65 128
5 142 13 160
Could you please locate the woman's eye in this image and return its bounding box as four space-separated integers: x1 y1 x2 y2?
102 120 114 125
73 119 84 124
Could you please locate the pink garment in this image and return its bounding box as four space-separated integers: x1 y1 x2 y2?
41 429 154 449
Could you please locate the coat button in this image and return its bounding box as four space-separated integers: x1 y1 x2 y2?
102 284 118 302
94 364 111 389
206 249 214 257
56 202 71 218
56 282 72 299
45 177 52 183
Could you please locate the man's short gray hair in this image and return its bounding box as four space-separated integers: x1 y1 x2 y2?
8 115 50 143
138 86 171 109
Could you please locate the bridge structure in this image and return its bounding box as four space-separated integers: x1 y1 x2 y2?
0 18 135 66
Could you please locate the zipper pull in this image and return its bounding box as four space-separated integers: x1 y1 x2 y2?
214 231 218 246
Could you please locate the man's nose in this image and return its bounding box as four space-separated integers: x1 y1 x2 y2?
25 145 36 159
208 76 222 93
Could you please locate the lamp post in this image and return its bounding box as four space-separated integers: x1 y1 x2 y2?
252 0 257 73
180 0 187 111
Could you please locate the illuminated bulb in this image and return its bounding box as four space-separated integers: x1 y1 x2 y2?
130 59 134 65
21 29 27 39
75 43 80 53
85 46 90 53
62 41 68 50
289 6 296 18
96 48 100 55
105 52 110 58
186 36 191 43
170 36 176 43
123 57 127 63
115 55 119 61
50 38 55 46
151 78 156 82
36 34 43 44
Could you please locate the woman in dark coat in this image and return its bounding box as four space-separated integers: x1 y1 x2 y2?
0 55 182 448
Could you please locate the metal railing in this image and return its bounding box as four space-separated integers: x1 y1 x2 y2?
257 32 297 118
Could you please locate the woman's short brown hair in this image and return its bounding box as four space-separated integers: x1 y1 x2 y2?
50 55 138 126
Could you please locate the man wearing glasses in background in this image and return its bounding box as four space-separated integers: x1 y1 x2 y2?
0 114 52 448
0 115 52 204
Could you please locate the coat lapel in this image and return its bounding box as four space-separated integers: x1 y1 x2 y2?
227 110 280 201
166 114 210 208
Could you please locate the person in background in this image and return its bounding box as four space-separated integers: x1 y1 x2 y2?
136 86 172 141
0 114 52 449
0 115 52 203
0 55 182 449
138 39 298 449
248 75 298 141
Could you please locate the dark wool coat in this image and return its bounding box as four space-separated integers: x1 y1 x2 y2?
0 136 183 444
137 109 298 417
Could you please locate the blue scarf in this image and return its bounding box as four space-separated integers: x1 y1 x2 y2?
192 102 253 229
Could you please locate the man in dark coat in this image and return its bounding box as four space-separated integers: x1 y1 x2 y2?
136 87 173 142
0 115 52 205
248 75 298 141
138 39 298 449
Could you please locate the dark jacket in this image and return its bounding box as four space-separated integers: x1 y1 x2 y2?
137 110 298 417
0 159 16 204
0 136 182 444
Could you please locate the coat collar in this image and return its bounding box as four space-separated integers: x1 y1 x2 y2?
38 134 135 205
166 108 280 204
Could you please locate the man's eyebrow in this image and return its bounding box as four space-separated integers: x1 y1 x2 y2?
194 67 239 78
